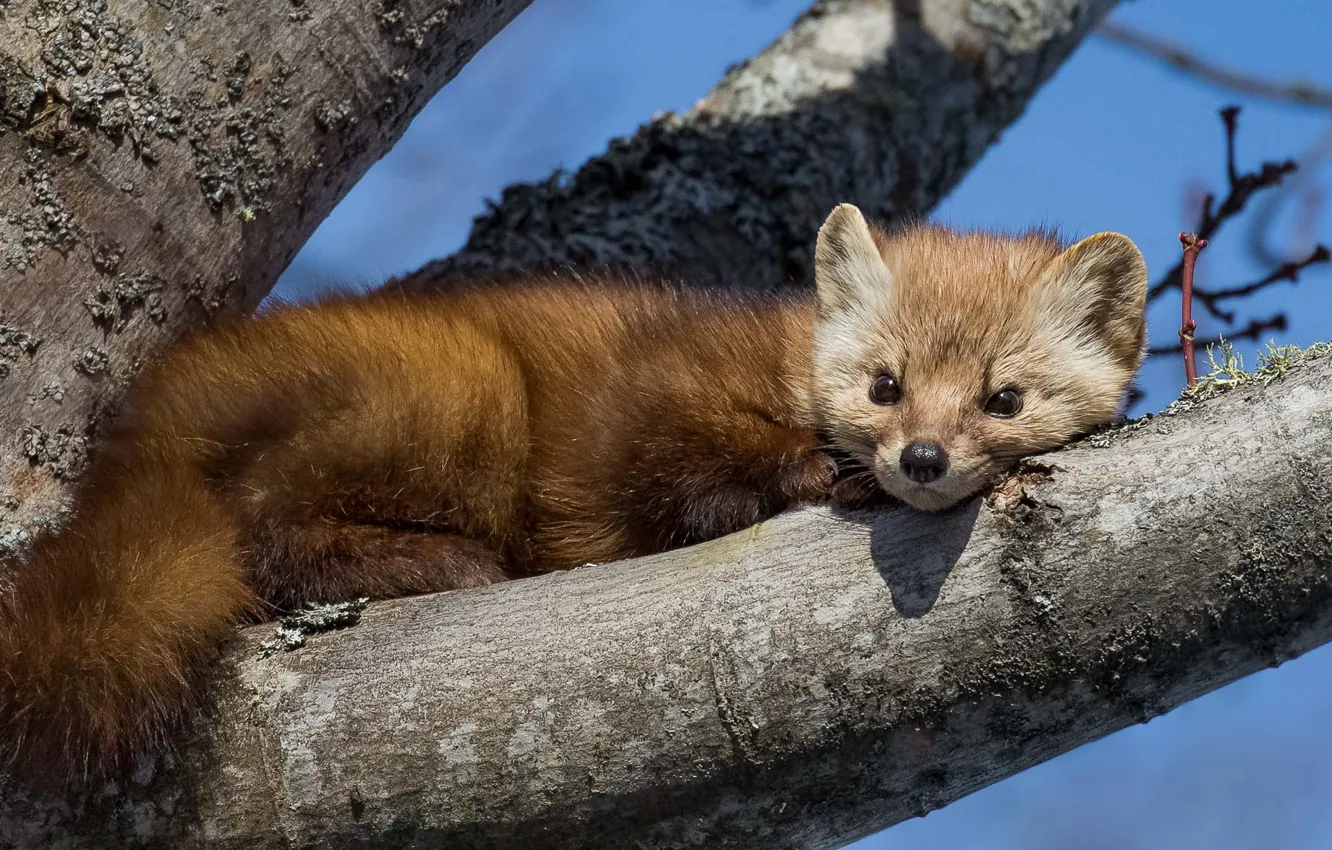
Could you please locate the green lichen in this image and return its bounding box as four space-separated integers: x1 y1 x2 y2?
83 272 168 329
1177 339 1332 405
74 345 109 375
0 320 41 379
187 53 294 212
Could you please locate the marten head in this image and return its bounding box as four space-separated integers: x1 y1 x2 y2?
809 203 1148 512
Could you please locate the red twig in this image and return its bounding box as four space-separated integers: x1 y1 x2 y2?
1178 233 1208 386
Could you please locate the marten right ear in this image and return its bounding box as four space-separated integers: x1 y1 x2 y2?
1031 232 1149 372
814 203 893 313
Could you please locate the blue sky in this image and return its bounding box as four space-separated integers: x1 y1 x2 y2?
273 1 1332 846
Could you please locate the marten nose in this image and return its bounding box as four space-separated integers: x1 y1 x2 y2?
899 441 948 484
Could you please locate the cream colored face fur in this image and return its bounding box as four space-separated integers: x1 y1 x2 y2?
811 203 1148 511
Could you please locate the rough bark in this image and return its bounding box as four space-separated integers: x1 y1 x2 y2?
2 353 1329 849
0 0 533 560
395 0 1121 293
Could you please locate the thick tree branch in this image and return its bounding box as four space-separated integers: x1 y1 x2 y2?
0 0 533 560
394 0 1123 293
4 353 1331 848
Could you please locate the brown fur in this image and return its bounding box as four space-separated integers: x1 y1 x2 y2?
0 205 1147 785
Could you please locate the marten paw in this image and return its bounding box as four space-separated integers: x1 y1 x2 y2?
777 451 839 503
827 472 891 510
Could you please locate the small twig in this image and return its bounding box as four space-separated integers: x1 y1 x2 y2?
1173 243 1332 323
1137 108 1328 404
1178 234 1207 385
1201 244 1330 303
1097 22 1332 111
1147 315 1287 358
1148 108 1297 313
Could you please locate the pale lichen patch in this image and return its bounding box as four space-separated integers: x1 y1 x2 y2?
1085 339 1332 448
1179 339 1332 404
258 597 369 657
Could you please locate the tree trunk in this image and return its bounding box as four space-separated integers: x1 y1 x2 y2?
2 351 1328 849
395 0 1121 292
0 0 534 559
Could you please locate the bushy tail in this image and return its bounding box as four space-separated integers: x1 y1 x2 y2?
0 450 256 785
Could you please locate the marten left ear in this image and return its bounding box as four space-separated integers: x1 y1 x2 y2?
1031 232 1149 371
814 203 893 314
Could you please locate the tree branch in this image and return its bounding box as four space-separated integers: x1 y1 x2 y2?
3 352 1330 848
1192 243 1330 314
1146 108 1298 310
392 0 1124 293
0 0 534 560
1141 108 1329 380
1096 20 1332 111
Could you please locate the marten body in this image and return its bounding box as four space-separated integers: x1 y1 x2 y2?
0 205 1149 784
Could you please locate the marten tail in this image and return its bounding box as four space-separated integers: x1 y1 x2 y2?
0 448 257 785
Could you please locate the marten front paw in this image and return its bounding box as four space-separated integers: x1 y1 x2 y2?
827 472 890 510
777 451 839 503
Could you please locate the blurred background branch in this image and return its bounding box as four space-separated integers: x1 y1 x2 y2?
1096 21 1332 111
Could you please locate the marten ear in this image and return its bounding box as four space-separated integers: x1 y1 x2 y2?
1030 232 1149 371
814 204 893 313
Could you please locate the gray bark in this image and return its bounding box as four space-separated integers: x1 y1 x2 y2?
0 0 534 560
2 349 1329 849
394 0 1121 293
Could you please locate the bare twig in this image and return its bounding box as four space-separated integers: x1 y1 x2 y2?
1201 244 1330 304
1147 315 1287 358
1098 21 1332 111
1170 243 1332 324
1178 233 1208 385
1141 109 1329 388
1148 109 1298 311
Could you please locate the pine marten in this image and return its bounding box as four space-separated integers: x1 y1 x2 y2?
0 204 1148 785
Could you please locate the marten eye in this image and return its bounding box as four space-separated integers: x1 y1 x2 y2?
869 372 902 405
983 388 1023 418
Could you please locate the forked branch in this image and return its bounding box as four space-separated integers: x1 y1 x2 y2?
1143 108 1330 377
